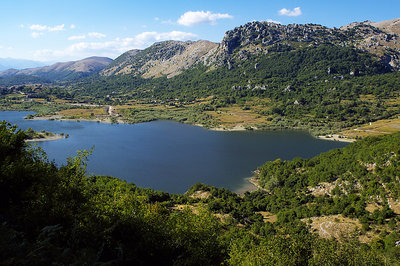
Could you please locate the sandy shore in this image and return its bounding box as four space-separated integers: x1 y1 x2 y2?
234 177 259 194
317 134 355 143
29 115 125 124
25 134 64 142
234 177 269 195
195 123 258 132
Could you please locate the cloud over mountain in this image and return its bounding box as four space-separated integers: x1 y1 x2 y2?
279 7 302 17
177 11 233 26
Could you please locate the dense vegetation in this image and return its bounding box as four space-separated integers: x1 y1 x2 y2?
0 75 50 86
255 133 400 226
1 121 400 264
1 43 399 135
68 44 400 133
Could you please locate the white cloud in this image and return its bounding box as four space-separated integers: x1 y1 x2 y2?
134 31 197 45
266 19 281 24
19 24 25 28
32 30 197 61
177 10 233 26
88 32 107 39
70 24 76 29
162 19 175 25
29 24 65 32
154 17 160 21
31 32 44 38
279 7 302 17
68 35 86 41
29 24 47 31
28 24 65 38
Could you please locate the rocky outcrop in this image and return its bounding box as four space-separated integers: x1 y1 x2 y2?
212 19 400 70
102 18 400 78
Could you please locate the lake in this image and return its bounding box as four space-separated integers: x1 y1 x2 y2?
1 111 348 193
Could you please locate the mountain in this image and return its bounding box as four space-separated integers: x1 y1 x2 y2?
99 18 400 81
101 40 218 78
217 20 400 69
0 56 113 81
0 58 48 71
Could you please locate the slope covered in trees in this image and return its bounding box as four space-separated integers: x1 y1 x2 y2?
1 121 400 264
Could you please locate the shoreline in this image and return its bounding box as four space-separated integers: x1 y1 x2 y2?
25 134 64 142
19 109 358 137
28 115 361 140
316 134 355 143
28 115 126 124
234 177 259 194
235 176 269 195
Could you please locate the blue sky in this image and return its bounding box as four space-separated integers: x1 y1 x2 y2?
1 0 399 62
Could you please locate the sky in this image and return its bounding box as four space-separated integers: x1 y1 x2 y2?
1 0 399 62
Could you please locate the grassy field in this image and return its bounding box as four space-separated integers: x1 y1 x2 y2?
58 107 107 119
341 117 400 138
3 92 400 136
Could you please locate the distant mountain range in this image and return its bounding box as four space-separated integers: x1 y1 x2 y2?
0 58 48 71
0 57 112 82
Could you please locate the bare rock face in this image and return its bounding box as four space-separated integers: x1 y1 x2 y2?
212 19 400 70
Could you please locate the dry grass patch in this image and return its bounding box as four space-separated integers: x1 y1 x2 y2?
388 198 400 214
303 214 361 240
365 202 384 213
189 190 212 199
342 118 400 138
214 213 234 224
59 108 106 118
206 105 268 128
257 211 277 223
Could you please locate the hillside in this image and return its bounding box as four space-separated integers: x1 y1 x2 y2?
101 40 218 78
0 56 112 82
99 19 400 80
1 121 400 264
64 19 400 135
2 18 400 136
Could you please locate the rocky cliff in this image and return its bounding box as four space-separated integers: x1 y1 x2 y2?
214 19 400 69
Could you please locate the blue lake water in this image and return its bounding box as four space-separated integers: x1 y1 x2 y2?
1 111 348 193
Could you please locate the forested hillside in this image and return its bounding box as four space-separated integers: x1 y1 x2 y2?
1 122 400 264
2 19 400 135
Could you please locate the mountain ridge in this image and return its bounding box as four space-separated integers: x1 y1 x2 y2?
98 18 400 80
0 58 48 71
0 56 112 81
1 18 399 84
100 40 218 78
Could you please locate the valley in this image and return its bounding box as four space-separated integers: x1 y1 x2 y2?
1 14 400 265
